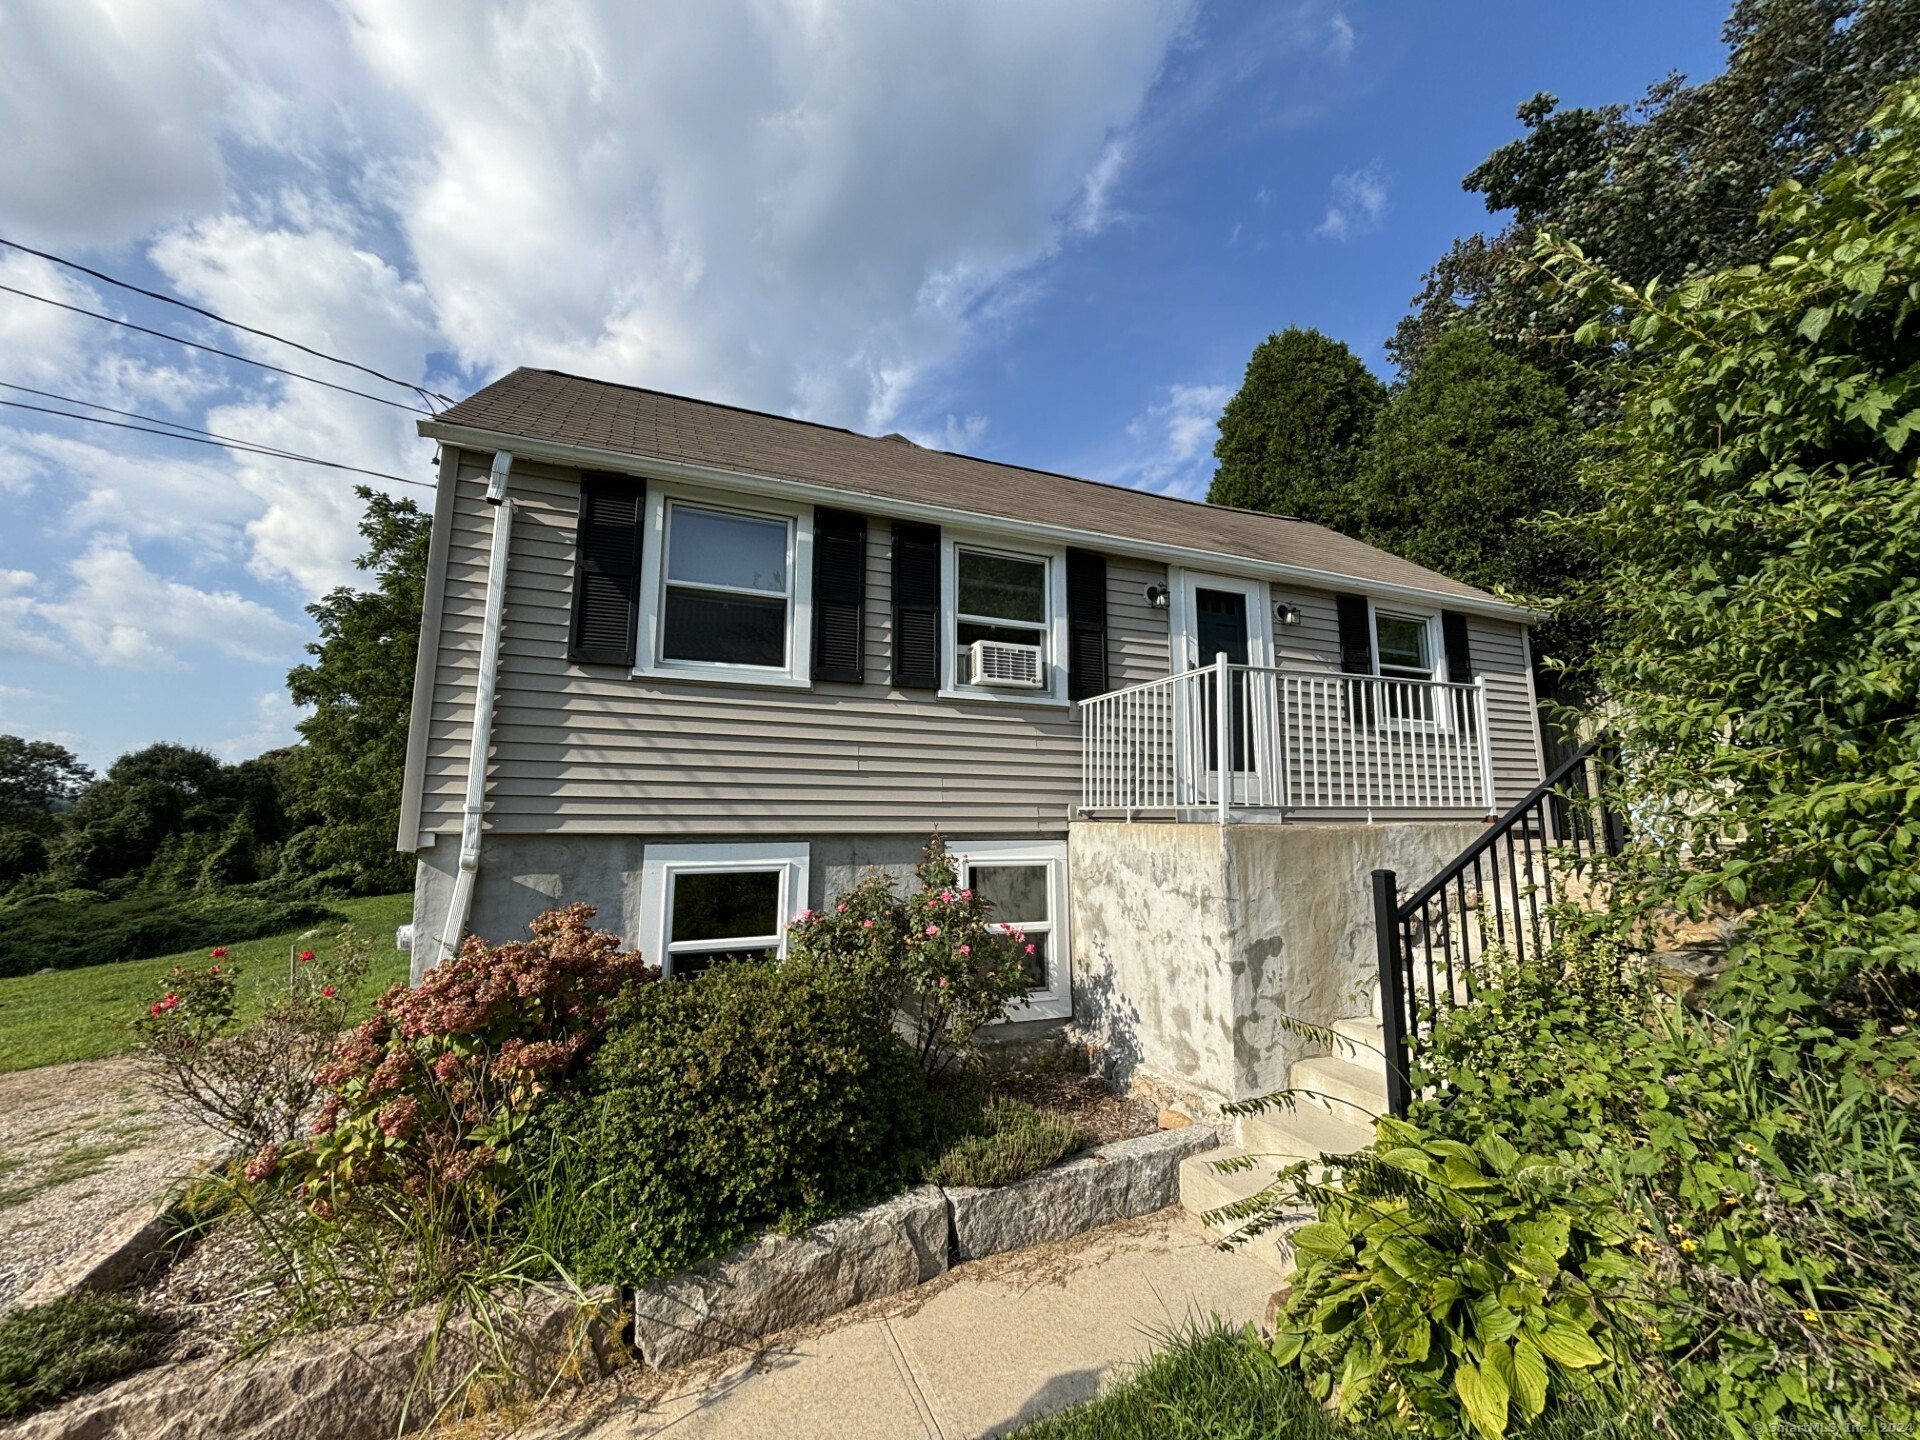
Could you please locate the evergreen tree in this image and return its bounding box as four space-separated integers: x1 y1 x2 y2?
1207 327 1386 528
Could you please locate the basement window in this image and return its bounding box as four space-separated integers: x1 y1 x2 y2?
639 842 810 980
953 839 1070 1021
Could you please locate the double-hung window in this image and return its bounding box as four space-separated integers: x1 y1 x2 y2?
661 502 793 668
1373 610 1439 722
640 843 809 981
953 840 1070 1020
945 541 1066 701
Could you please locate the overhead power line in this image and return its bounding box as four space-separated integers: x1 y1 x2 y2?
0 283 433 416
0 234 454 411
0 395 435 490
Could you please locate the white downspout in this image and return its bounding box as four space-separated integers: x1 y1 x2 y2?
436 450 515 967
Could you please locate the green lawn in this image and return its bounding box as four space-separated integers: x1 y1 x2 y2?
0 893 415 1074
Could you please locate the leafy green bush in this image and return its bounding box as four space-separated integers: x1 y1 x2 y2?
1265 1122 1641 1440
785 836 1035 1078
1410 926 1652 1156
0 1295 163 1419
525 955 930 1283
925 1093 1087 1189
0 889 342 977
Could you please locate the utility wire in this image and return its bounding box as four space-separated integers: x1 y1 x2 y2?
0 283 433 416
0 398 435 489
0 234 454 411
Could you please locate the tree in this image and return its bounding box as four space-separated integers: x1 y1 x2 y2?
283 486 430 895
0 736 91 830
49 742 260 890
1391 0 1920 381
1352 326 1586 609
1547 78 1920 992
1207 327 1386 527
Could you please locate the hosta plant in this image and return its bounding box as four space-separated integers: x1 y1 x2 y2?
1267 1119 1644 1440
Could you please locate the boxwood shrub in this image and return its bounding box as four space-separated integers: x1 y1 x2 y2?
525 956 932 1283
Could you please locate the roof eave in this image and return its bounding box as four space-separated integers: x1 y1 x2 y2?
418 418 1544 624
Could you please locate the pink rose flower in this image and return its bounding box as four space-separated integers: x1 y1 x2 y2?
1025 944 1037 955
862 918 875 929
925 924 939 936
958 944 970 956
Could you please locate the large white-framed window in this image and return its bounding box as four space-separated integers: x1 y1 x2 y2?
1369 602 1445 725
940 535 1070 706
639 842 810 981
635 485 814 688
950 839 1071 1021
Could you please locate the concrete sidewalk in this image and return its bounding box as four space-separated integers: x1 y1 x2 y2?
524 1209 1279 1440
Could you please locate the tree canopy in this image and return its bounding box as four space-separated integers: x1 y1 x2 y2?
1206 327 1385 528
284 485 431 895
1391 0 1920 382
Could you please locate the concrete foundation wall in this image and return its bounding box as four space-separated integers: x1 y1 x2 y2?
1069 820 1481 1107
410 832 936 982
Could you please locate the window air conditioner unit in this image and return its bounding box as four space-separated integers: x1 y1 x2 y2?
968 639 1044 689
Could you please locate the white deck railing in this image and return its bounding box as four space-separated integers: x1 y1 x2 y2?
1079 656 1495 821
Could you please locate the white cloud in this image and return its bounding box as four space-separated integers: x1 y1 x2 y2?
1109 381 1231 498
0 0 226 245
1316 161 1389 241
1073 139 1132 236
22 540 305 669
1327 12 1356 61
215 689 305 760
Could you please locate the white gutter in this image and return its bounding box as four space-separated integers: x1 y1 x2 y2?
435 449 515 968
417 419 1542 624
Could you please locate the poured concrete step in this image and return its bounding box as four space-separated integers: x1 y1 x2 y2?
1331 1016 1385 1058
1177 1146 1306 1276
1237 1102 1374 1162
1288 1054 1389 1117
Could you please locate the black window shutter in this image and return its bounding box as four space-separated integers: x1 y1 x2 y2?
812 507 867 683
891 521 941 690
568 473 645 666
1441 610 1473 684
1335 594 1373 674
1066 549 1109 701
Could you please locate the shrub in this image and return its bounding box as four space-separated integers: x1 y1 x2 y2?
1263 1121 1642 1440
0 889 341 977
0 1295 164 1419
524 955 929 1283
284 904 654 1216
925 1093 1087 1189
786 835 1033 1078
132 926 372 1150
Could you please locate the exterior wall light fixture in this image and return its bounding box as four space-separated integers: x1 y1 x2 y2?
1145 584 1170 610
1274 602 1304 626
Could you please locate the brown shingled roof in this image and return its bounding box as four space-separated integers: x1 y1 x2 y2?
425 367 1506 607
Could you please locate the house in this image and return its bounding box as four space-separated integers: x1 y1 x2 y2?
398 368 1546 1111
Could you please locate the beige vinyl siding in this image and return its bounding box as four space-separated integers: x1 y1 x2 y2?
416 459 1542 838
421 458 1094 837
1261 581 1542 811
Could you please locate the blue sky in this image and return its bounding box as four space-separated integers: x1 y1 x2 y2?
0 1 1728 772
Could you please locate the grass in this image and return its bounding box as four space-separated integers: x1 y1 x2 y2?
0 892 414 1073
925 1091 1090 1189
0 1294 165 1419
1007 1322 1351 1439
1008 1324 1704 1440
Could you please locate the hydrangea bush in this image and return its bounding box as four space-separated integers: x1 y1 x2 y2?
280 903 655 1214
785 835 1032 1077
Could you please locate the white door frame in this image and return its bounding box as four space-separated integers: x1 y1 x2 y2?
1167 569 1273 672
1167 570 1274 807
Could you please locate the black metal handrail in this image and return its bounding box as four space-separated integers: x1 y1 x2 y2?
1371 736 1621 1116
